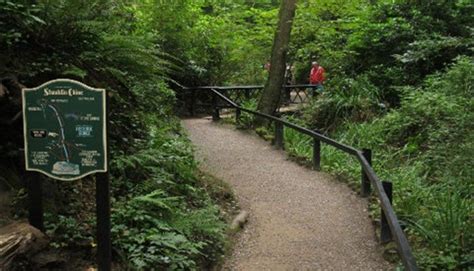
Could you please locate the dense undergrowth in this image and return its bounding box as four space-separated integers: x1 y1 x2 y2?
109 118 227 270
2 0 473 270
272 57 473 269
1 1 230 270
205 1 473 269
232 56 474 270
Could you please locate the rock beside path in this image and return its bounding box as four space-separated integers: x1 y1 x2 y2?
230 211 249 231
0 222 48 270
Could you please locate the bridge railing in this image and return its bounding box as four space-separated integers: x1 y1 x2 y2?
181 84 319 115
183 87 418 271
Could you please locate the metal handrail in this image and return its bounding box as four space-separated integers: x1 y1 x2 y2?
212 89 359 155
357 154 417 270
188 87 418 270
183 84 319 91
182 84 317 115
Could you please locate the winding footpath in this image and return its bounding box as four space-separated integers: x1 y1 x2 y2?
183 118 391 271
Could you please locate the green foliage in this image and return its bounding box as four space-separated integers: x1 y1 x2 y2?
149 1 280 85
165 2 473 267
413 188 473 269
109 117 227 269
237 98 259 128
0 1 46 46
112 191 225 270
3 0 473 269
303 75 383 131
45 214 94 249
289 0 474 106
280 9 473 269
284 127 312 159
284 58 474 269
1 1 230 269
281 115 312 159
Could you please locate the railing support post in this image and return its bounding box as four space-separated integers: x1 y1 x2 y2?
284 86 291 104
235 108 241 125
245 89 251 100
312 138 321 171
274 122 284 149
381 181 393 243
27 172 44 231
212 93 220 121
190 90 196 116
361 148 372 197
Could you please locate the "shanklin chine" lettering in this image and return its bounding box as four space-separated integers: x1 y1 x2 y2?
43 88 84 96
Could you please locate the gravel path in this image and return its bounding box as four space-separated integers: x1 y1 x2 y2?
183 118 391 271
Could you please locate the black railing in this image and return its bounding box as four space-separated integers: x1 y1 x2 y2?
181 84 319 115
184 87 418 271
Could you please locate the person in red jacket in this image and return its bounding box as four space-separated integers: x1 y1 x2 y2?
309 61 325 95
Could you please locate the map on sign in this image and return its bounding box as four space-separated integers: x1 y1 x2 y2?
22 79 107 181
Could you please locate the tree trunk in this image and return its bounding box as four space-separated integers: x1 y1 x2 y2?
0 222 48 270
256 0 297 123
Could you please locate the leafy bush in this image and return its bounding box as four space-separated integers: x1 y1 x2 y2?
237 98 258 129
112 191 225 270
413 188 473 269
45 214 94 249
303 75 384 131
288 57 474 269
109 117 227 269
1 1 230 269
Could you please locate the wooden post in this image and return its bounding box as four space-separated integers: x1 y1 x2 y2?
27 172 44 231
190 90 196 116
361 148 372 197
245 89 251 100
96 90 111 271
235 108 241 125
274 122 284 149
312 138 321 171
96 173 111 271
212 94 220 121
381 181 393 243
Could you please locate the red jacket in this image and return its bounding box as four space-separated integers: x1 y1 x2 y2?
309 66 325 84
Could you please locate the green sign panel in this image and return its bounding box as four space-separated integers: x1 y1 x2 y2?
22 79 107 181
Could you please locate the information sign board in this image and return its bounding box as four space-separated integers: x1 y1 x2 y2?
22 79 107 181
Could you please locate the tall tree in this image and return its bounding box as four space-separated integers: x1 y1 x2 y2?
256 0 297 120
